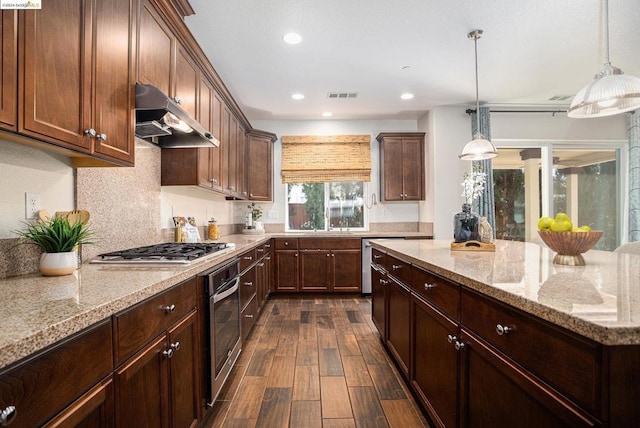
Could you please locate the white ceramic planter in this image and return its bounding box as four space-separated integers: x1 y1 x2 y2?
40 252 77 276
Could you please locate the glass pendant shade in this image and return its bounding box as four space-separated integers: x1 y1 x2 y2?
568 63 640 118
459 132 498 161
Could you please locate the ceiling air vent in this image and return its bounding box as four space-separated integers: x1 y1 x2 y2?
548 95 573 101
327 92 358 99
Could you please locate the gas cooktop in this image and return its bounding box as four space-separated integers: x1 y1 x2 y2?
91 242 233 264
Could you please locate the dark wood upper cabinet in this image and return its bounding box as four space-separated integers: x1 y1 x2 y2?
236 123 247 198
376 132 425 201
247 130 277 201
174 44 199 119
0 11 16 131
20 0 135 166
137 0 174 95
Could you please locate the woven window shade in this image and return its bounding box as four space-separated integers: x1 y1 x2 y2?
281 135 371 183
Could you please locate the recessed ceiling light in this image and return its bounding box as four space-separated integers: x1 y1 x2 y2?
291 93 305 100
322 112 333 117
401 93 415 100
283 32 302 44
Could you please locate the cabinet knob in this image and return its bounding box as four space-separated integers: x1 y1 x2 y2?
496 324 512 335
250 193 254 197
210 178 218 184
164 304 176 313
373 254 382 259
284 242 289 246
170 341 180 351
447 334 457 343
258 263 265 267
163 348 174 359
454 341 465 351
265 244 271 248
294 253 298 257
257 248 264 252
96 133 107 141
243 256 253 260
173 97 182 104
265 256 271 260
424 283 436 290
327 253 330 257
244 314 254 319
0 405 17 426
243 282 253 286
84 128 96 137
391 264 401 270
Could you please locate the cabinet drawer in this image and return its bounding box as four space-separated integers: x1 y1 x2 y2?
0 320 113 428
371 248 386 269
461 288 602 417
114 277 197 365
300 237 361 250
240 248 257 272
241 296 258 341
255 242 269 258
240 267 256 310
274 238 298 250
387 254 411 285
412 267 460 319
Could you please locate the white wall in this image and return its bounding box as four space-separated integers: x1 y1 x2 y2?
250 119 421 228
0 139 75 238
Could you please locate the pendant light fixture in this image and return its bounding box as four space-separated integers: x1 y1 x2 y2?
459 29 498 161
568 0 640 118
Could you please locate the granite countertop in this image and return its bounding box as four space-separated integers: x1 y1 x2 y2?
370 238 640 346
0 231 430 370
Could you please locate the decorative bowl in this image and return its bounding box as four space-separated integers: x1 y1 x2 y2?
537 230 603 266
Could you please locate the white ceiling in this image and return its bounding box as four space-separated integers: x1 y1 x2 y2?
185 0 640 121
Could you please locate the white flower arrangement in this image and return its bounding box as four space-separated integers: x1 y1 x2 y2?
461 168 486 204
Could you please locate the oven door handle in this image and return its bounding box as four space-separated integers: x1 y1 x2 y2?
213 277 240 303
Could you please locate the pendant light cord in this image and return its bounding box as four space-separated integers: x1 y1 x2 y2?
604 0 610 65
474 34 480 134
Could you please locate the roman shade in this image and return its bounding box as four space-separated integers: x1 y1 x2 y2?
281 135 371 183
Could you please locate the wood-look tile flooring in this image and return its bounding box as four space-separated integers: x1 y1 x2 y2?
204 295 430 428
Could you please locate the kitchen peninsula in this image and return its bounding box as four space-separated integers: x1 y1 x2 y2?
370 238 640 427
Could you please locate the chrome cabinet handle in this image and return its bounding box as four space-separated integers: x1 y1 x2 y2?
373 254 382 259
84 128 96 137
496 324 512 335
284 242 289 246
170 341 180 351
210 178 218 184
96 133 107 141
173 97 182 104
327 253 330 257
294 253 298 257
164 304 176 313
258 263 265 267
265 244 271 248
243 256 253 260
391 264 401 270
244 314 254 318
257 248 264 252
424 283 436 290
250 193 254 197
163 348 174 358
265 256 271 260
243 282 253 286
0 405 17 426
447 334 457 343
454 341 465 351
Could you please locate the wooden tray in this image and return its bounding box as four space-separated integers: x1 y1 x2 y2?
450 240 495 252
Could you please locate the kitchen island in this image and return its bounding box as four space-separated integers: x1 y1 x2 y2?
370 238 640 427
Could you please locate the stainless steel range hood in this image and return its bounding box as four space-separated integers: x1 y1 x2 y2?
135 83 220 148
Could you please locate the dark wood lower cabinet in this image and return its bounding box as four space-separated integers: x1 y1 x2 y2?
168 311 200 428
331 248 362 292
370 265 387 340
43 376 114 427
300 250 331 291
386 276 411 377
412 295 459 428
460 330 598 427
274 249 299 291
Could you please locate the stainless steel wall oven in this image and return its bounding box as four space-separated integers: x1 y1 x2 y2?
203 258 241 406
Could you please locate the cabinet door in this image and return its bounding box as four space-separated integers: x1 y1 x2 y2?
21 0 92 150
209 91 223 191
460 330 597 428
174 45 198 119
387 277 411 377
240 265 257 310
381 138 404 201
197 77 213 189
370 265 387 339
255 259 266 309
220 105 230 192
0 10 16 130
300 250 331 291
236 124 247 198
274 250 299 291
226 113 238 194
168 310 200 428
115 334 169 428
137 0 173 95
412 296 459 428
331 249 362 292
247 135 273 201
401 137 424 200
43 377 114 428
92 0 135 164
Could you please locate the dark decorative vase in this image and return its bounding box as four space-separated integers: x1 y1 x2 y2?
453 203 480 243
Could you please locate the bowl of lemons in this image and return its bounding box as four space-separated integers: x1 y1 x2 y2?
537 213 603 266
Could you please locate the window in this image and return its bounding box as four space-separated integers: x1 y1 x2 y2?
286 182 366 231
492 144 626 251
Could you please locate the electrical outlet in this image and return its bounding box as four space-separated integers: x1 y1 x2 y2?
25 193 41 219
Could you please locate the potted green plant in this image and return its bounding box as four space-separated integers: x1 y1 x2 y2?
14 215 94 276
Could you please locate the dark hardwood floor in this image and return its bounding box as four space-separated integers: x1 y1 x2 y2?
203 295 430 428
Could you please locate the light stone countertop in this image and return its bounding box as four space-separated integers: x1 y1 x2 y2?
0 231 431 370
370 238 640 346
